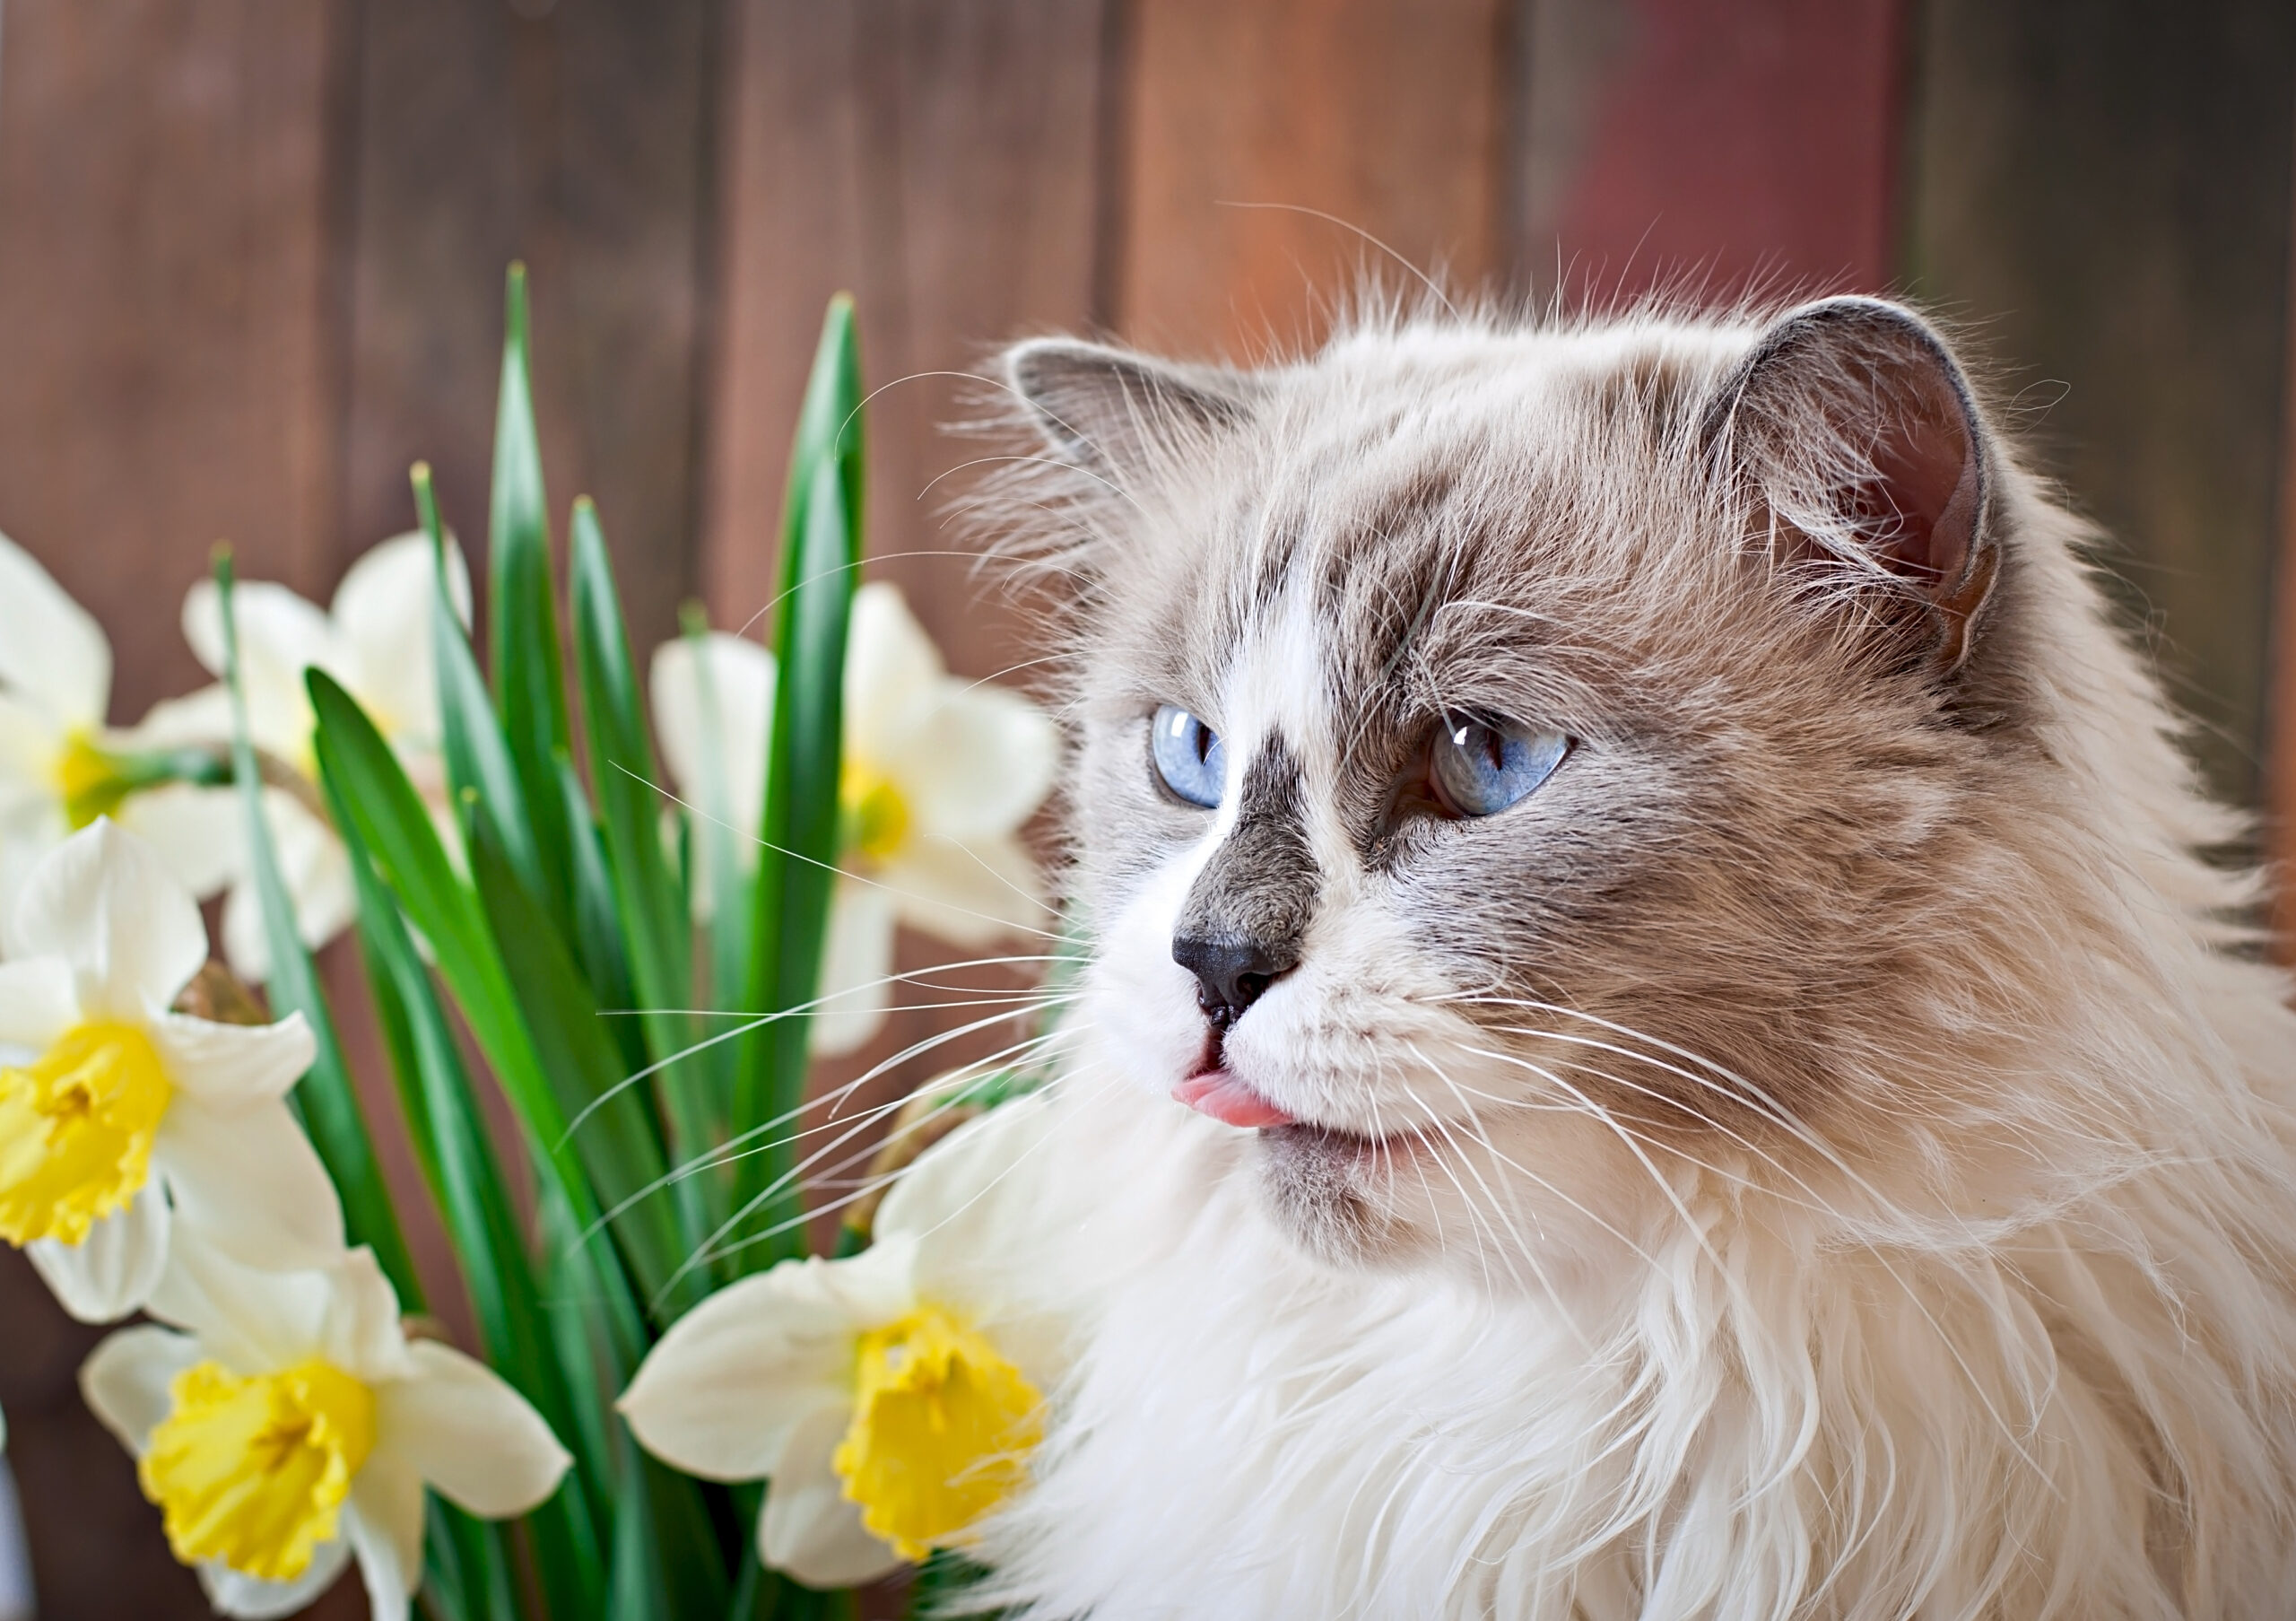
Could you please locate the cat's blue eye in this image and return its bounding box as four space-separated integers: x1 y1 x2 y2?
1430 716 1567 817
1151 704 1225 808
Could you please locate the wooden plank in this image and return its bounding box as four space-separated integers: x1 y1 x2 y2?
335 0 718 653
2272 103 2296 960
704 0 1107 660
1511 0 1905 305
0 0 341 719
703 0 1109 1210
1117 0 1510 359
1902 0 2296 812
0 7 348 1616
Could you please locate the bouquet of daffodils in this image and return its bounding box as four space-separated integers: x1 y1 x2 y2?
0 271 1069 1620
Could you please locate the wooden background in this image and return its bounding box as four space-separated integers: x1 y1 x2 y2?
1 1 2292 1616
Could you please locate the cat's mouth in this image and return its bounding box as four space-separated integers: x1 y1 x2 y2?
1174 1038 1423 1166
1172 1058 1297 1129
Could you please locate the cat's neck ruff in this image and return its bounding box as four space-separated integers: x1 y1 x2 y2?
988 1018 2296 1619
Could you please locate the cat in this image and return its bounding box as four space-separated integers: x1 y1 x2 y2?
956 293 2296 1618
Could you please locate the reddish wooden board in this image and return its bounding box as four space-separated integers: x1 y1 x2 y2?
1118 0 1511 359
1512 0 1905 306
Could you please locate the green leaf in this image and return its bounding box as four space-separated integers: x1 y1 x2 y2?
570 503 717 1244
415 464 545 902
728 296 865 1265
208 548 422 1310
560 751 642 1068
317 711 607 1617
488 262 578 928
424 1498 520 1621
306 667 649 1370
465 815 699 1316
570 503 697 1078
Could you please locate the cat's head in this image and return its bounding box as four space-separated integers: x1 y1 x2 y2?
996 297 2107 1285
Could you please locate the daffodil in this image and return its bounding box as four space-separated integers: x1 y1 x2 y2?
650 582 1058 1053
0 532 241 926
81 1236 570 1619
142 532 470 982
0 820 339 1322
620 1093 1068 1585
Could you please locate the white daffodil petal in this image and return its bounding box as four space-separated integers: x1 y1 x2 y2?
27 1182 171 1322
185 580 335 687
183 580 336 765
649 632 773 838
117 783 244 901
621 1250 907 1482
346 1455 424 1621
0 693 59 800
7 820 208 1014
883 832 1048 948
317 1249 417 1385
336 533 465 749
78 1321 201 1453
199 1538 354 1620
146 1208 334 1373
218 886 272 989
0 956 77 1049
0 530 109 730
812 878 898 1057
158 1094 345 1271
383 1340 569 1517
122 684 236 751
759 1402 905 1588
150 1009 316 1111
875 1094 1074 1378
222 791 356 983
892 683 1059 843
843 583 944 757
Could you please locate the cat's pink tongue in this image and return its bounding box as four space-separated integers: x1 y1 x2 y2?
1172 1070 1295 1129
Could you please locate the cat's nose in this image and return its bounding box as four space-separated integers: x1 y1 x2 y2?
1172 931 1297 1029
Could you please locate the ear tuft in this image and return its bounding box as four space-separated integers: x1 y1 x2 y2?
1707 297 1998 671
1004 340 1256 480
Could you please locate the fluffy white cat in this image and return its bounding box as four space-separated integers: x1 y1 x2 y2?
958 296 2296 1618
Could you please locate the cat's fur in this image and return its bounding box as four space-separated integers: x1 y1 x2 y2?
963 296 2296 1618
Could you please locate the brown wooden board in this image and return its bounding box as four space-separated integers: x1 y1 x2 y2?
0 0 344 721
1509 0 1906 306
0 6 351 1615
335 0 720 654
1116 0 1510 359
1901 0 2296 814
702 0 1109 1252
2278 94 2296 955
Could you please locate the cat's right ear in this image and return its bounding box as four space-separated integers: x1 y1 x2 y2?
1004 340 1257 482
1702 297 2001 675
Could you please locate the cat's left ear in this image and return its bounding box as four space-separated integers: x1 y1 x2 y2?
1704 296 2000 673
1003 338 1259 484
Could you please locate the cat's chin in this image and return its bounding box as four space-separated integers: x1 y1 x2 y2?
1251 1120 1425 1269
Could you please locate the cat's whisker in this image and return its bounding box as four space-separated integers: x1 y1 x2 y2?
695 1059 1125 1273
1449 1033 2061 1477
588 1009 1077 1267
560 963 1070 1150
657 1024 1092 1285
1411 1041 1674 1288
